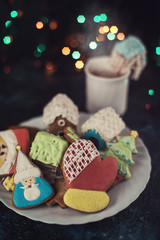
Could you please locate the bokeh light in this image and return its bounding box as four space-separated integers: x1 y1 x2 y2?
5 20 12 28
96 35 105 42
156 47 160 55
89 41 97 49
3 65 11 74
17 10 23 17
117 33 125 41
36 21 44 29
72 51 81 59
49 20 58 30
10 10 18 18
45 62 57 73
77 15 85 23
34 50 42 58
107 32 115 40
145 103 151 110
99 26 105 34
62 47 71 55
37 43 46 53
148 89 155 96
70 39 78 48
110 26 118 34
93 15 101 23
75 60 84 69
100 13 107 21
3 35 13 44
41 16 49 24
103 25 109 33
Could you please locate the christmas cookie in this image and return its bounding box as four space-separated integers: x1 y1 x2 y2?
0 129 29 177
82 107 125 150
46 178 68 208
29 131 68 167
12 146 54 209
43 93 79 136
110 35 147 80
2 175 14 191
62 139 117 213
63 126 80 144
100 130 139 179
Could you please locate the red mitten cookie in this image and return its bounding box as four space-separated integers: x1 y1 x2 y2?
63 139 117 213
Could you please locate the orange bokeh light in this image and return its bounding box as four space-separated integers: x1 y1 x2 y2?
117 33 125 40
49 21 58 30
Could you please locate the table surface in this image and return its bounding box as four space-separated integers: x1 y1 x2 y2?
0 0 160 239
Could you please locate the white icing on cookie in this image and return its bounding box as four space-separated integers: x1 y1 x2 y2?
63 139 99 184
43 93 79 126
81 107 125 142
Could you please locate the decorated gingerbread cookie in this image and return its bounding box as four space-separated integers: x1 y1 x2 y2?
82 107 125 150
29 131 68 167
62 139 118 213
100 130 139 179
1 175 14 191
63 126 80 144
0 128 29 177
12 146 54 209
43 93 79 136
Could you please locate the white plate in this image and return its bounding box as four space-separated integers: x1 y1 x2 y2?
0 113 151 225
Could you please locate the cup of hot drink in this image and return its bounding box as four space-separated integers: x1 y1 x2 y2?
84 56 130 115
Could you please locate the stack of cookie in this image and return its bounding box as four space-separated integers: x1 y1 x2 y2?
0 93 139 213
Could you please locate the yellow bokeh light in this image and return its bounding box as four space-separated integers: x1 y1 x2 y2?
103 26 109 33
36 21 44 29
75 60 84 69
117 32 125 40
110 26 118 34
62 47 71 55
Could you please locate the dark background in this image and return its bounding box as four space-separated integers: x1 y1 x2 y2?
0 0 160 239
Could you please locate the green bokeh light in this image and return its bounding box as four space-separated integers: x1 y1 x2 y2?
41 16 49 24
3 36 11 44
72 51 81 59
148 89 155 96
156 47 160 55
10 10 18 18
34 50 42 58
37 44 46 53
100 13 107 21
89 41 97 49
77 15 85 23
107 32 115 40
93 15 101 23
5 20 12 28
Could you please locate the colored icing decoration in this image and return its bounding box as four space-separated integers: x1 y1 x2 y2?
81 107 125 143
0 129 29 177
110 35 147 80
64 127 80 143
13 146 54 209
2 175 14 191
43 93 79 126
116 132 138 154
29 131 68 167
100 149 132 179
107 141 135 164
83 129 106 150
63 139 99 184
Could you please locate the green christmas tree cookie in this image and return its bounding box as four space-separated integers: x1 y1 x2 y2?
29 131 68 167
100 131 138 179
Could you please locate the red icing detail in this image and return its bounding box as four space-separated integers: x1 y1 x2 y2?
9 128 29 175
67 156 117 191
28 185 32 188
